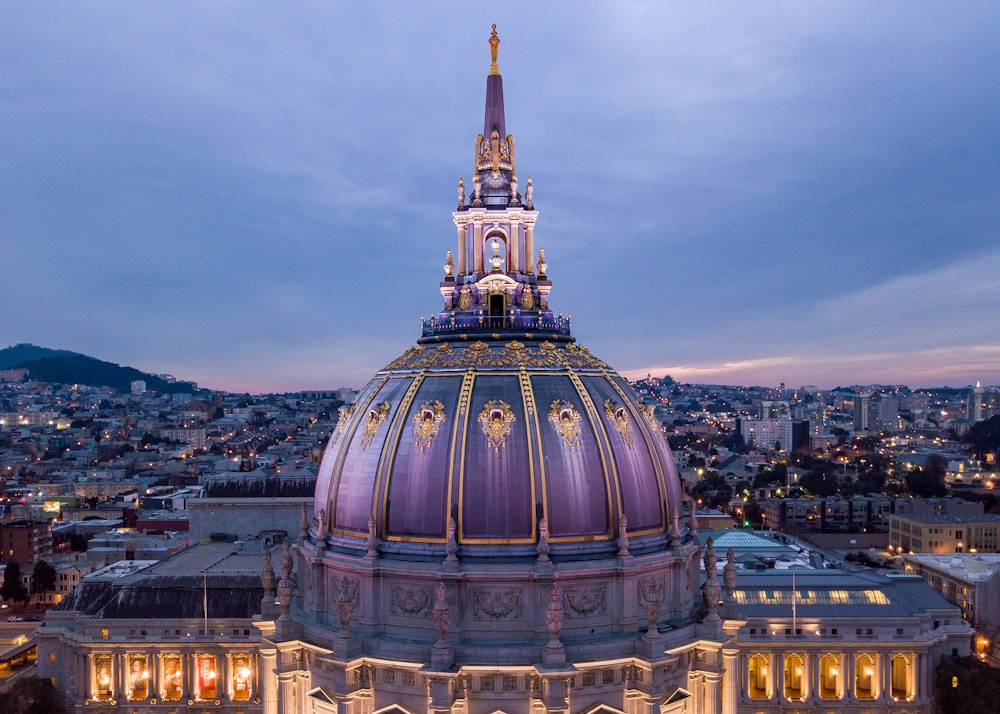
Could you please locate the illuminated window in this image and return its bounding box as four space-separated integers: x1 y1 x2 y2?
93 654 113 701
819 654 841 699
747 654 769 699
196 654 218 701
231 653 252 701
855 654 877 699
890 655 911 699
127 654 151 701
783 654 805 700
162 654 183 702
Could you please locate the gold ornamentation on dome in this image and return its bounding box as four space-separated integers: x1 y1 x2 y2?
640 404 665 443
458 285 473 311
436 343 452 352
548 400 582 450
521 285 534 309
359 402 391 451
604 399 635 449
479 400 516 452
380 341 611 372
506 341 525 351
412 401 446 452
335 404 356 437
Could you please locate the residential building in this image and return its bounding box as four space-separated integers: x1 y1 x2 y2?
889 514 1000 554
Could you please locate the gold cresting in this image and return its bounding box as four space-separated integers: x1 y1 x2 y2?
489 24 500 75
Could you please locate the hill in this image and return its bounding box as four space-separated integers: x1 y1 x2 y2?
0 343 201 394
0 343 77 369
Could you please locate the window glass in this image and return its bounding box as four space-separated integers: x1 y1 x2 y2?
162 654 183 701
196 654 218 700
93 654 113 701
231 654 252 701
127 654 150 701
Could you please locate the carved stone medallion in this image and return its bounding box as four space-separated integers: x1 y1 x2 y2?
389 585 433 617
472 588 523 621
562 584 608 618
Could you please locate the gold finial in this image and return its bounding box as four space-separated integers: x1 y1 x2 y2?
489 24 500 75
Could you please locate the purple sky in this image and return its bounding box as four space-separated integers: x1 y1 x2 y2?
3 3 999 392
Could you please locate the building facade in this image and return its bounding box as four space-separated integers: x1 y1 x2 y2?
889 514 1000 554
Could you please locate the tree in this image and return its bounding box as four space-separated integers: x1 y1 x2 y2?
965 414 1000 461
1 560 27 603
70 533 89 552
30 560 56 595
906 455 948 497
800 470 840 498
935 656 1000 713
0 676 70 714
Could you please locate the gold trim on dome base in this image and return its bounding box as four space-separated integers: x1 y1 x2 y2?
412 400 447 451
548 400 582 450
382 342 610 372
479 400 516 452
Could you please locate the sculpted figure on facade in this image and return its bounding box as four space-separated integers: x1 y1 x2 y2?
545 584 564 644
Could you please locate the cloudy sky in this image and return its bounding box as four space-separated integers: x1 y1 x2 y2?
3 3 998 393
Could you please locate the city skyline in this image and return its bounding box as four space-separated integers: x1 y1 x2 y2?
3 3 998 393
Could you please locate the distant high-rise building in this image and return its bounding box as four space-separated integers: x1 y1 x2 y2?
967 381 985 422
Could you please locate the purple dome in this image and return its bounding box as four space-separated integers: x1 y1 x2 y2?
314 339 685 558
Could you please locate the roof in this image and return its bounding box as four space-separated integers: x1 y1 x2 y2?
734 569 960 619
890 513 1000 524
53 541 272 620
903 553 1000 582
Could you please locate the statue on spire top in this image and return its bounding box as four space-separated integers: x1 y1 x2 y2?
489 24 500 75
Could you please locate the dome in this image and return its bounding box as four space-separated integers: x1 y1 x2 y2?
298 27 700 670
313 337 685 558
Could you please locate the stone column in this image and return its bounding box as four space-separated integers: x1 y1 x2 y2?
509 220 520 273
277 671 297 714
721 647 739 714
811 653 822 707
776 652 784 702
847 652 855 702
473 223 483 273
702 671 721 714
918 652 929 702
525 224 535 274
260 646 278 714
457 225 467 276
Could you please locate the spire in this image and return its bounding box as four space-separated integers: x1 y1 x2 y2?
483 25 506 142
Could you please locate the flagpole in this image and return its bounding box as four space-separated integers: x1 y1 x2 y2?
791 571 797 634
203 571 208 636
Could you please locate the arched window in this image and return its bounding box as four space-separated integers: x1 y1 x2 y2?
783 653 805 700
890 654 911 699
855 654 877 699
819 654 841 699
747 654 769 699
